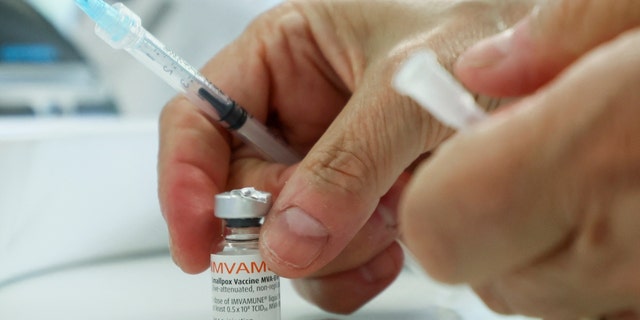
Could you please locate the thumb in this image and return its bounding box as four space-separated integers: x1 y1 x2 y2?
454 0 640 97
401 28 640 285
259 66 436 278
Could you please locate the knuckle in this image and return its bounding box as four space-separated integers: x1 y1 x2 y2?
303 141 374 199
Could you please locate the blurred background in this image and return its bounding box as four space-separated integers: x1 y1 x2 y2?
0 0 285 317
0 0 280 281
0 1 536 319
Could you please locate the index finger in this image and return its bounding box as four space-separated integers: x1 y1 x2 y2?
158 96 231 274
157 21 273 273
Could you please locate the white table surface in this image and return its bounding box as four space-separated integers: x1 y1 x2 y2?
0 252 537 320
0 119 537 319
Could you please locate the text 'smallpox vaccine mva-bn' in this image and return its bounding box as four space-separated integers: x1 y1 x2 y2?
211 188 280 320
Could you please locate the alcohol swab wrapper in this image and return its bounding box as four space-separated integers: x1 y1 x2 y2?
392 50 487 130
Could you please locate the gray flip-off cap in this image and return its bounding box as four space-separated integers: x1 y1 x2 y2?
215 187 272 219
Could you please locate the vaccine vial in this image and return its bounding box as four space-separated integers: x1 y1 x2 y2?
211 187 281 320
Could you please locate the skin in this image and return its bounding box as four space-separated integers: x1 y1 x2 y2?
401 0 640 318
157 0 537 314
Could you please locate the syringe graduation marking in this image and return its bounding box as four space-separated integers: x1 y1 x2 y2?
75 0 299 164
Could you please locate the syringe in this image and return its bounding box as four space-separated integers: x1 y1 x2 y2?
75 0 299 164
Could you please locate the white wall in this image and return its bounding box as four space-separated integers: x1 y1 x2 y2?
0 0 280 286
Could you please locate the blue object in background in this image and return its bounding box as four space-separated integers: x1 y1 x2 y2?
0 0 116 116
0 0 84 63
0 44 59 63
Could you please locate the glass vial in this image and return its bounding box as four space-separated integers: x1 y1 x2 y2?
211 187 281 320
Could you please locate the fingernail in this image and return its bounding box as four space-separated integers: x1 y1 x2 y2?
457 28 515 70
360 245 402 283
263 207 329 269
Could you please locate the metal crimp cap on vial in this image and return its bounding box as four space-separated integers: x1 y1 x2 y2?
215 187 272 219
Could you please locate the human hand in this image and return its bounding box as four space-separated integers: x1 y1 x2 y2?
158 0 537 313
400 1 640 318
455 0 640 97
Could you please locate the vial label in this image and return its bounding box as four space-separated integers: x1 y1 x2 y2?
211 254 281 320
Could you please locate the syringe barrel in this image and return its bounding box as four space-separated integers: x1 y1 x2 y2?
118 25 300 163
81 0 299 164
87 2 194 93
114 28 234 125
125 34 254 129
79 0 239 125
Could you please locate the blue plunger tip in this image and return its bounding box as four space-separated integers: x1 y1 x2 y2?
74 0 111 21
75 0 134 44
